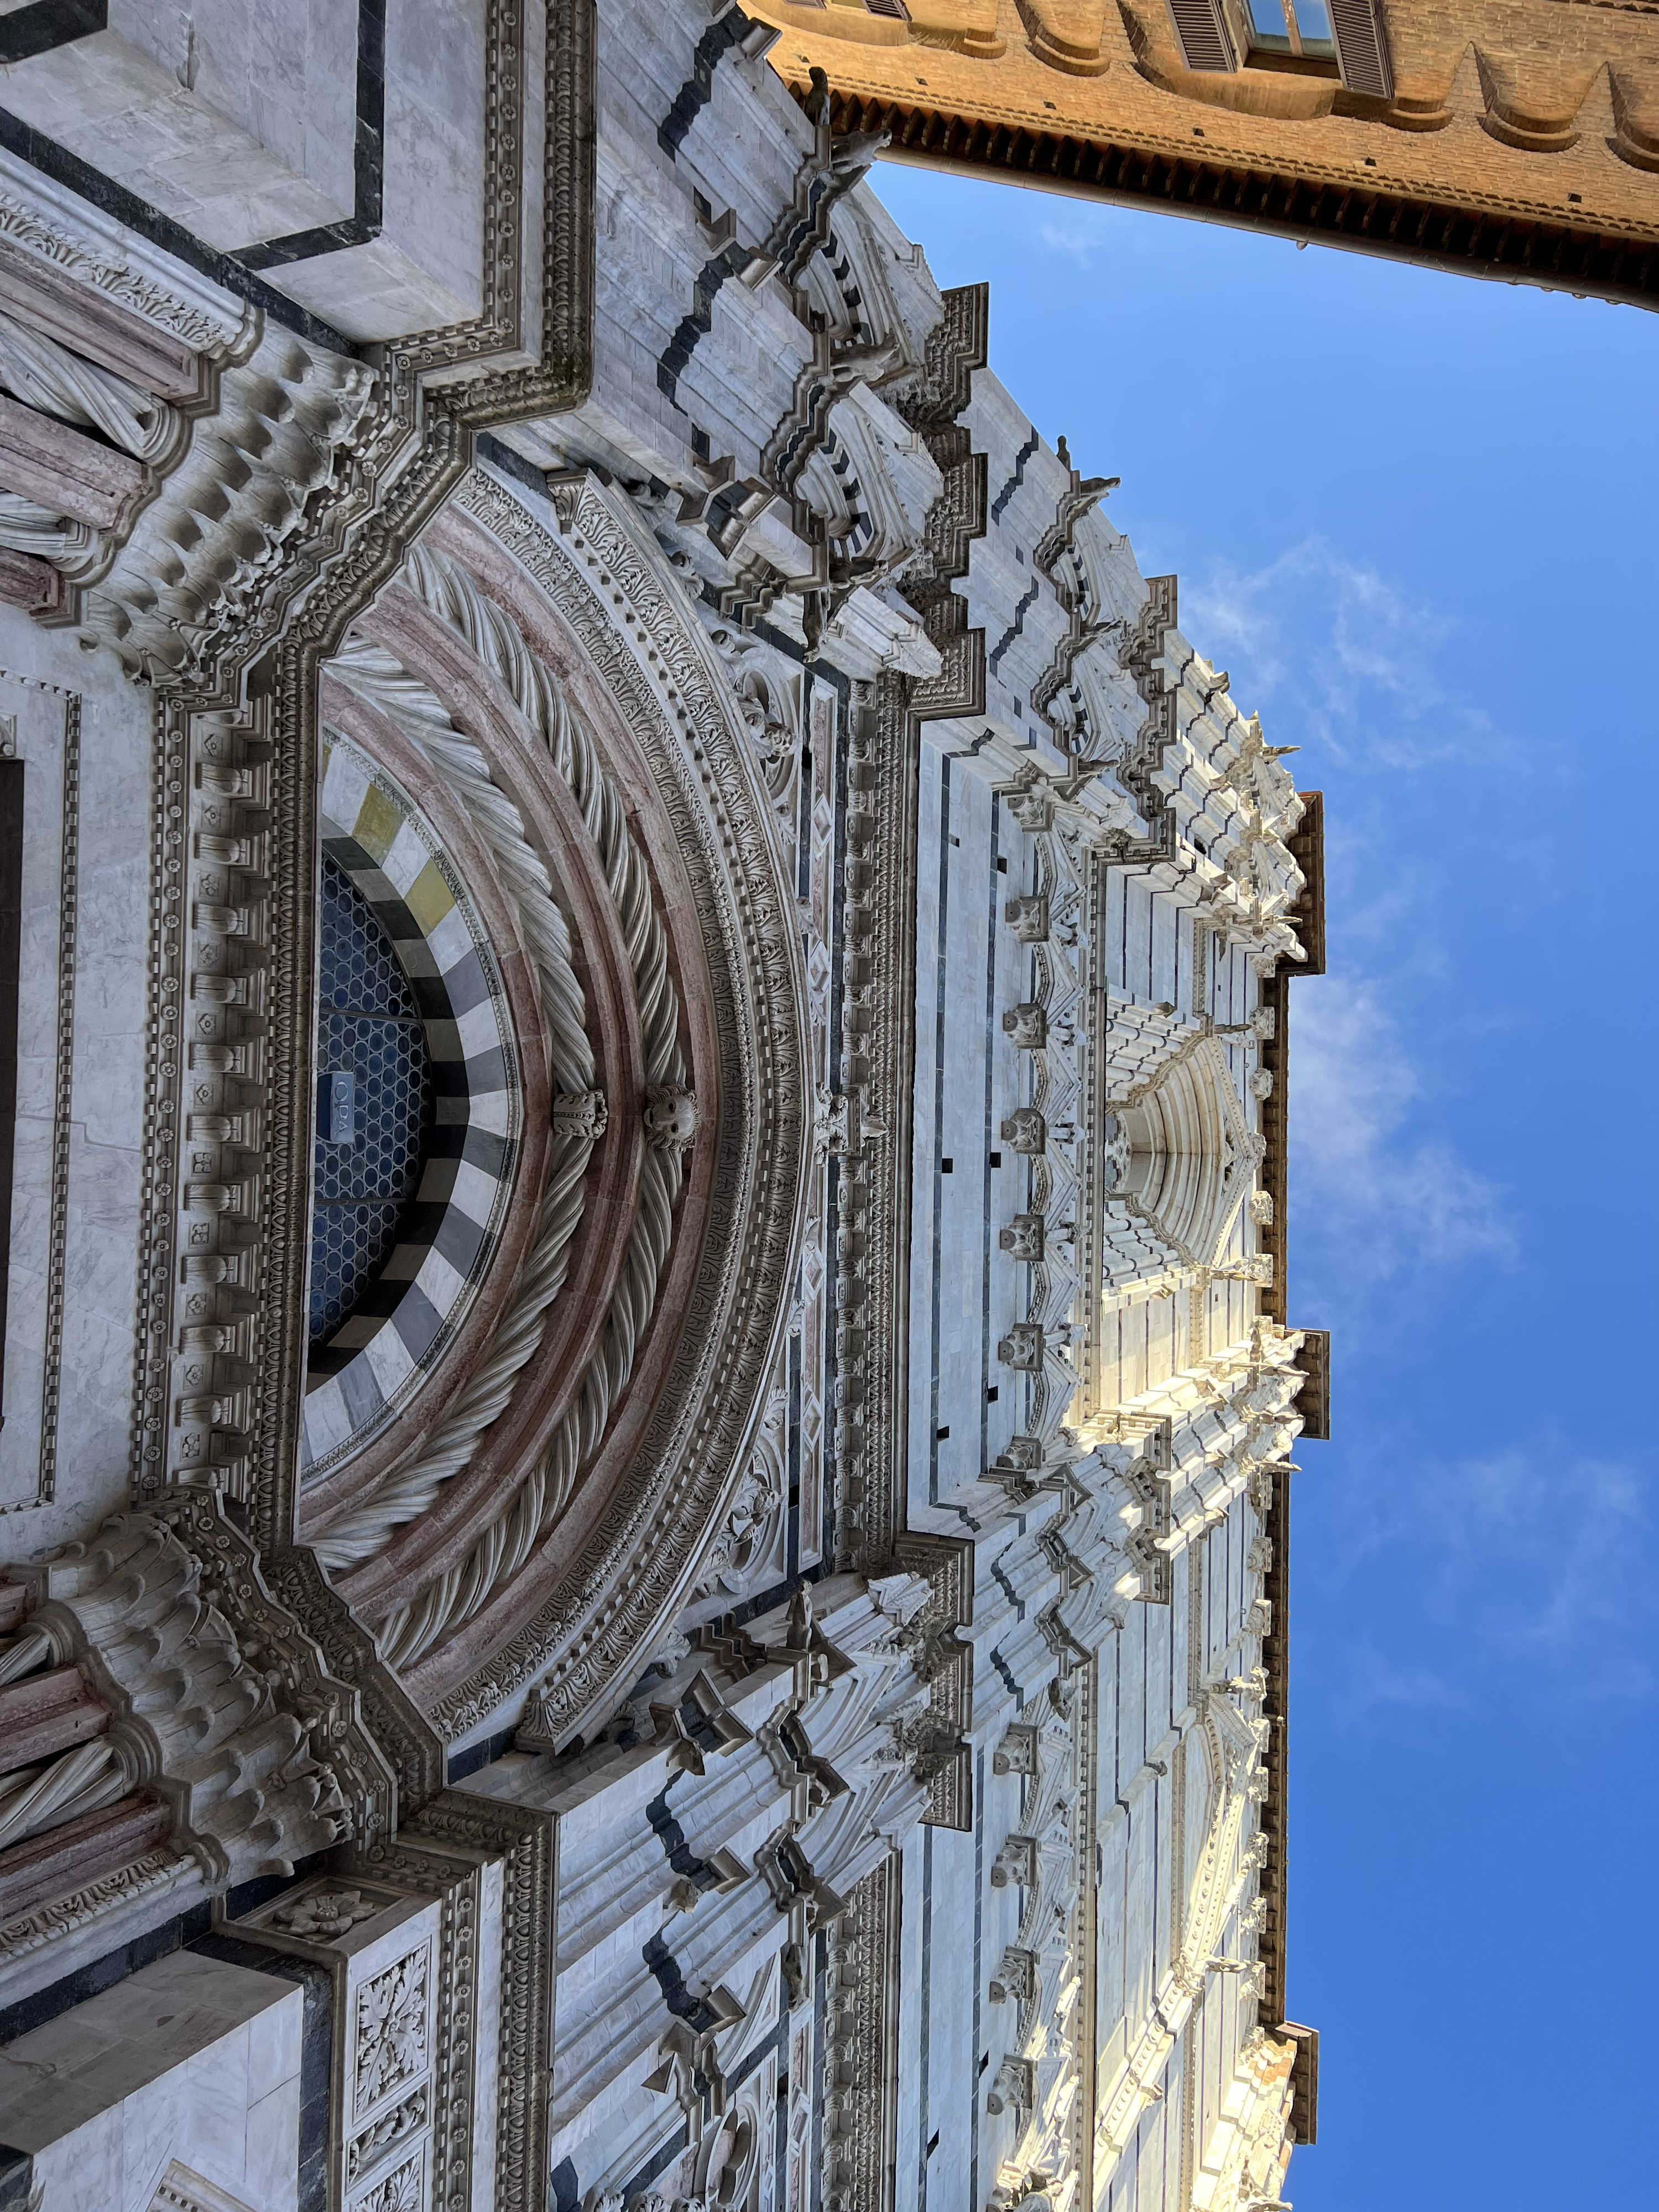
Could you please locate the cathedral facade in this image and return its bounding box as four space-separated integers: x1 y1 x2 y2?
0 7 1331 2210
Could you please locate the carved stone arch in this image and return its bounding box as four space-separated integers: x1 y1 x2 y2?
305 465 811 1755
299 586 648 1602
298 726 542 1483
1104 1034 1262 1282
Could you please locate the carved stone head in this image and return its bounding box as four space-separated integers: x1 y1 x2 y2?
998 1214 1044 1261
1000 1106 1045 1154
997 1323 1044 1371
644 1084 700 1151
992 1723 1040 1777
989 1834 1038 1889
1003 893 1048 942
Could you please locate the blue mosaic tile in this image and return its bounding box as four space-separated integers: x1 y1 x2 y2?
309 1202 405 1342
317 851 419 1018
310 859 433 1346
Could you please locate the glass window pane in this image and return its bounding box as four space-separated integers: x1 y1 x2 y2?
1249 0 1291 45
1293 0 1337 54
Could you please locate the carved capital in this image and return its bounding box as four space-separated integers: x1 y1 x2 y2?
27 1500 397 1883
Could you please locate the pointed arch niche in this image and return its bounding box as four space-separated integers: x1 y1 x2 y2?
1099 1030 1264 1291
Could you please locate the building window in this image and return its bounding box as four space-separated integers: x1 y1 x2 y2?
1245 0 1338 75
1165 0 1391 95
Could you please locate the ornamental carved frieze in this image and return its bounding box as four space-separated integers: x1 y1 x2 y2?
828 672 918 1569
820 1852 901 2212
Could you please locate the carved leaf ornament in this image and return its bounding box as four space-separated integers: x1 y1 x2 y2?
355 1946 431 2113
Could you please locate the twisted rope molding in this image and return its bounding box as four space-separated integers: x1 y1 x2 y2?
327 635 596 1099
377 1138 677 1669
372 545 687 1671
317 546 687 1678
311 639 598 1569
0 1737 138 1853
0 307 179 463
401 543 682 1084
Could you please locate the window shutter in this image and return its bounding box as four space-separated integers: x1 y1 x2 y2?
1165 0 1238 71
1327 0 1392 97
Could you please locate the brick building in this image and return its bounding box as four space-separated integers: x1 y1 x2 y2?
753 0 1659 308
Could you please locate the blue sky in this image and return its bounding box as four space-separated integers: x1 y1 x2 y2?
871 163 1658 2207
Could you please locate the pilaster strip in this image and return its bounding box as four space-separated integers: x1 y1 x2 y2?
397 1789 556 2212
834 671 918 1569
820 1849 901 2212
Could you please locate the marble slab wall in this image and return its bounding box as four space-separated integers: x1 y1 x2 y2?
0 631 150 1558
0 1948 304 2212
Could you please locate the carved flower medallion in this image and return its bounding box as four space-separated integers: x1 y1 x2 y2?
353 1945 431 2115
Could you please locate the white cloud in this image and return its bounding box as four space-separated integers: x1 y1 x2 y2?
1326 1642 1467 1718
1182 538 1531 1293
1312 1445 1657 1725
1030 204 1156 271
1183 536 1516 775
1290 977 1516 1281
1455 1452 1651 1664
1036 216 1106 269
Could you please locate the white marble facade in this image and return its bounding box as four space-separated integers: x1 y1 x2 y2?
0 632 151 1550
0 6 1324 2212
0 1948 303 2212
